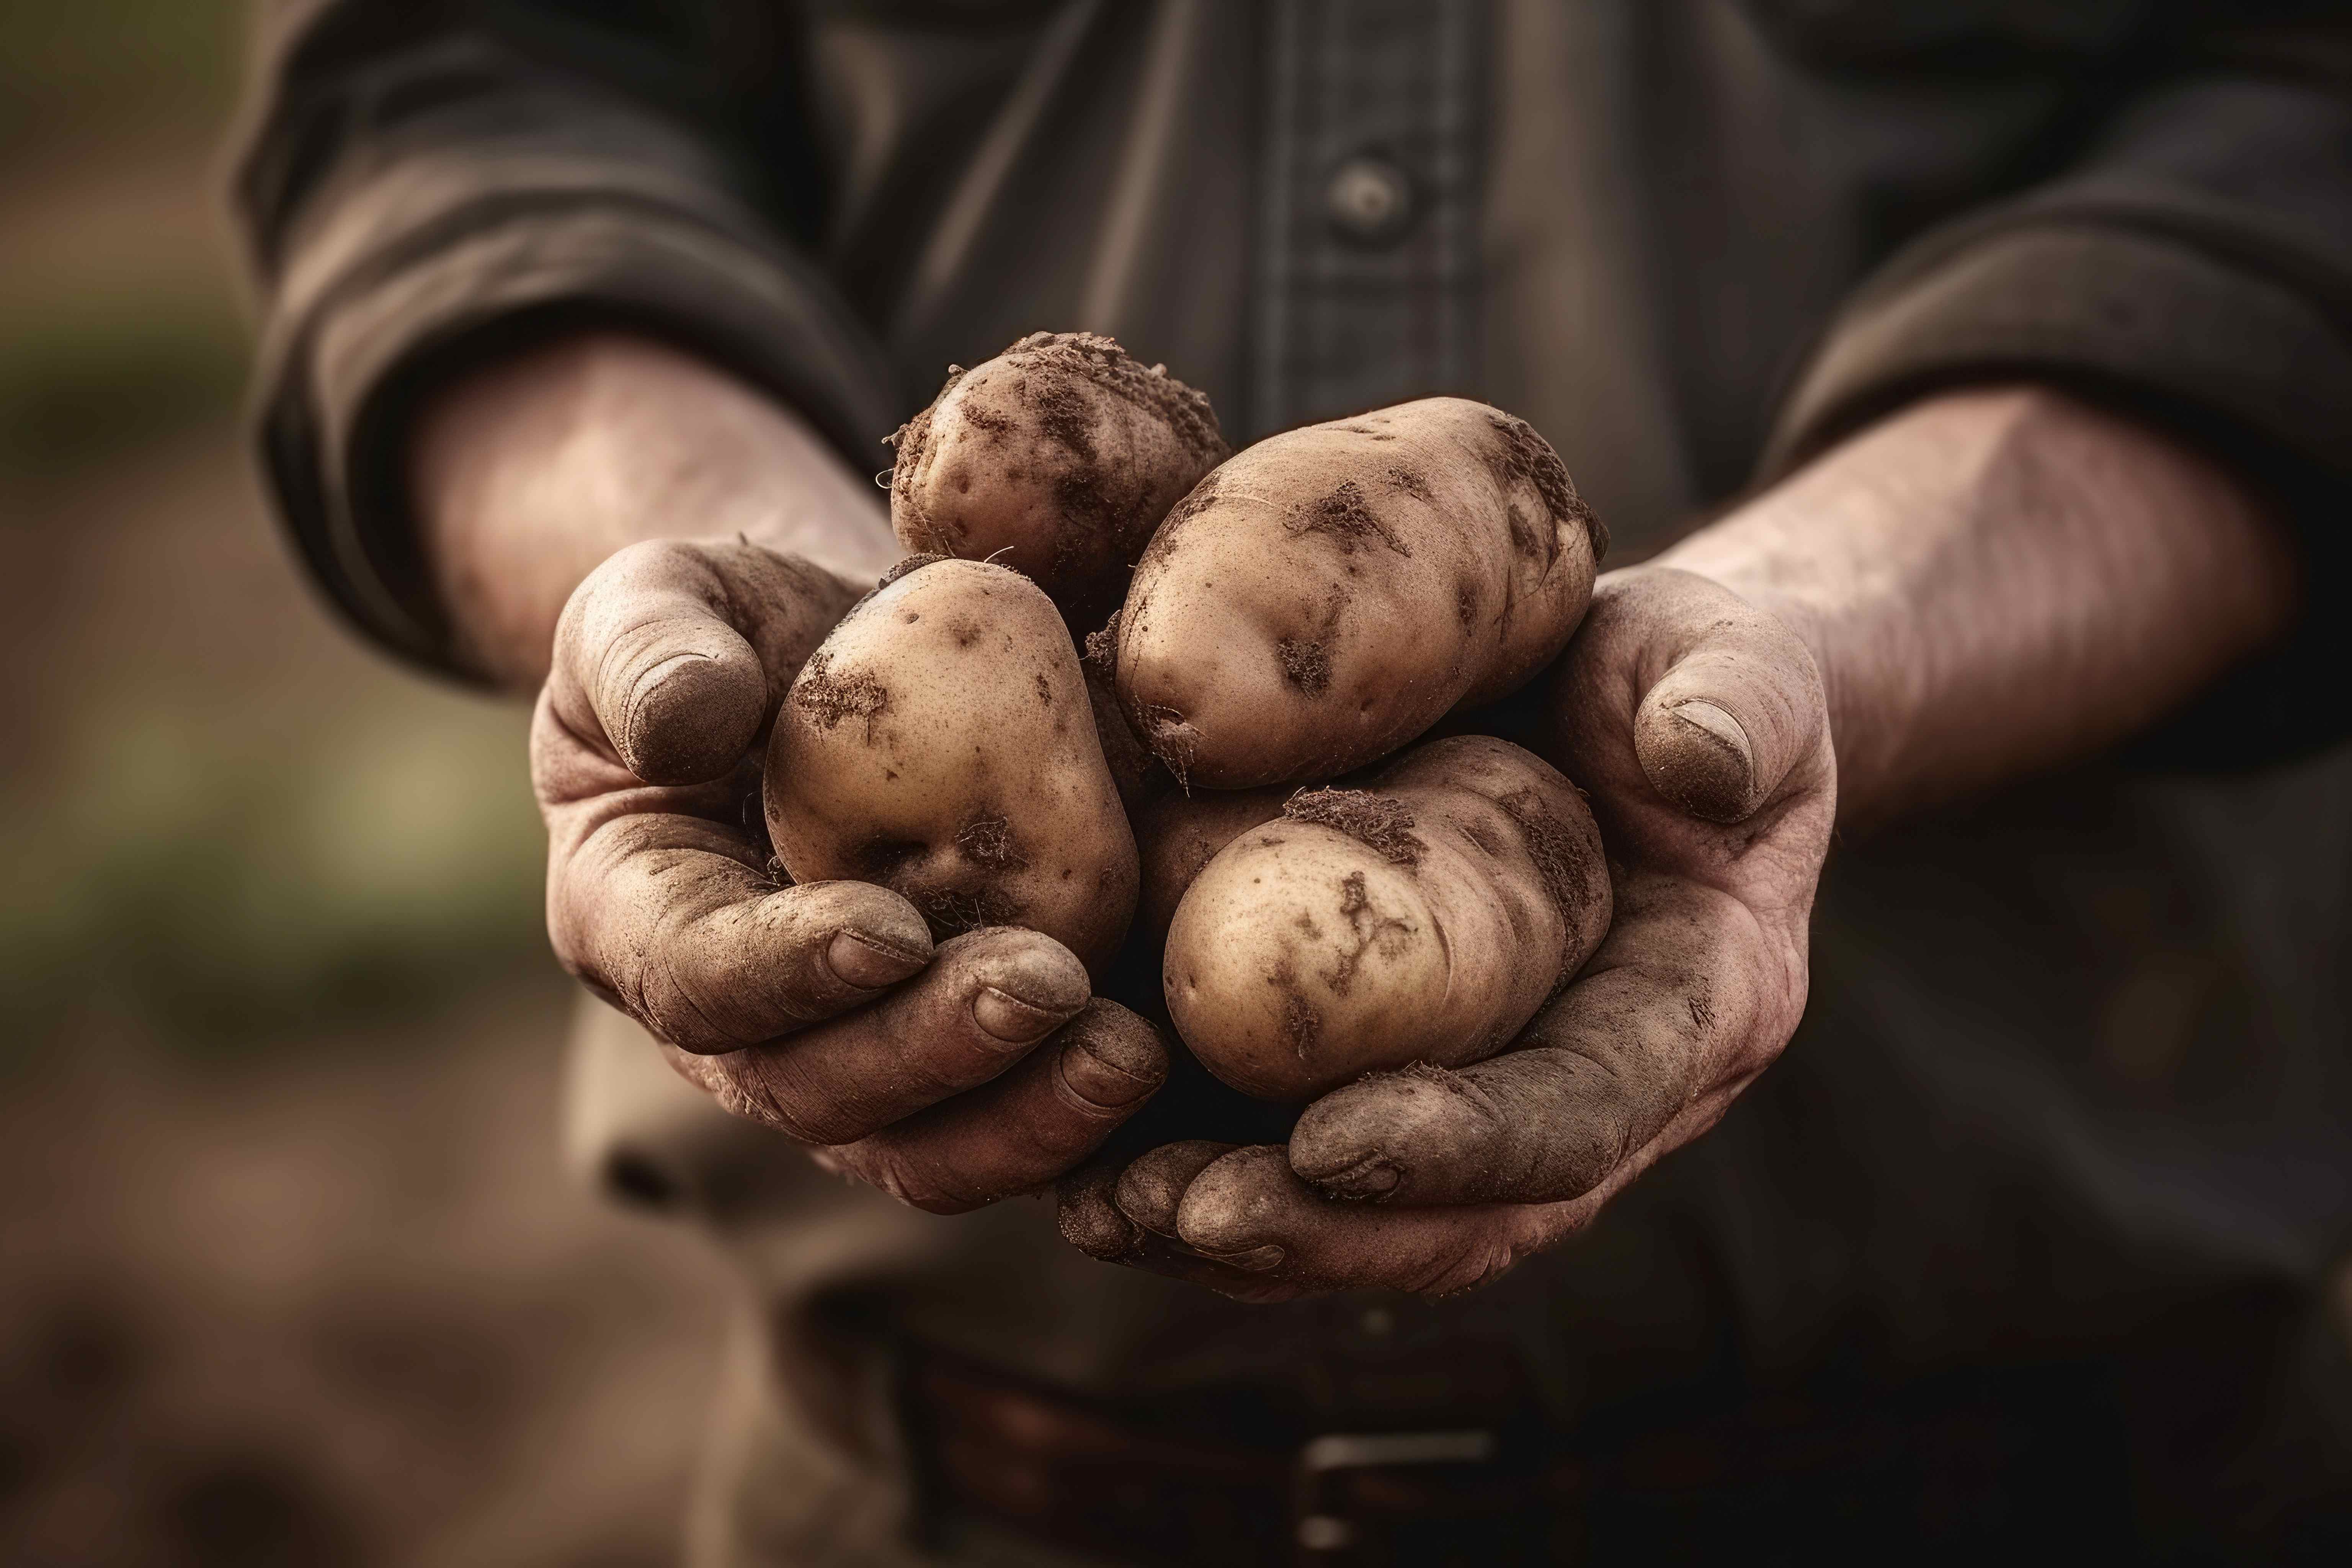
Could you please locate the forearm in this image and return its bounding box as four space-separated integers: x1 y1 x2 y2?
411 330 898 691
1661 387 2300 826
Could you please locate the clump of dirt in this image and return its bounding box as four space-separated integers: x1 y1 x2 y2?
1385 464 1435 503
1136 704 1199 787
1454 577 1480 628
1283 788 1423 866
1285 479 1410 557
1276 636 1331 695
1271 961 1322 1062
1008 331 1227 464
1322 869 1413 996
916 883 1023 936
1487 412 1605 558
1496 787 1602 937
956 814 1028 872
793 653 887 738
1083 611 1121 676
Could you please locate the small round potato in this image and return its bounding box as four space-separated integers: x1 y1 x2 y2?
890 332 1229 629
764 558 1138 975
1116 399 1605 787
1162 736 1610 1100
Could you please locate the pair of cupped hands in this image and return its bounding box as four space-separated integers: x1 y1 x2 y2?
530 348 1836 1303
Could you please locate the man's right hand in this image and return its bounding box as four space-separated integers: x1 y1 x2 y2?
414 332 1166 1214
532 536 1167 1212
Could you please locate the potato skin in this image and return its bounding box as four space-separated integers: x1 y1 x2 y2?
1162 736 1610 1101
890 332 1229 629
764 559 1138 974
1116 399 1604 788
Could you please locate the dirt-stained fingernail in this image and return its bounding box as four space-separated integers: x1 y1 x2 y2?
827 930 925 989
973 986 1064 1043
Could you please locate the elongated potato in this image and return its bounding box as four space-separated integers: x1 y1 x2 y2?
1116 399 1605 787
1162 736 1610 1100
764 558 1137 974
890 332 1229 628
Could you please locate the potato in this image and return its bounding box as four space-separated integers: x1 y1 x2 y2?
890 332 1230 628
1162 736 1610 1100
1115 398 1605 787
764 557 1138 974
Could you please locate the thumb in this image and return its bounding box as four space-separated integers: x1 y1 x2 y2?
552 539 857 785
1626 571 1824 823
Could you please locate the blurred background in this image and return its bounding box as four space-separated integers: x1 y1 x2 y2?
0 5 735 1563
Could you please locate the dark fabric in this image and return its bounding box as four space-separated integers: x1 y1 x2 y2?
234 0 2352 678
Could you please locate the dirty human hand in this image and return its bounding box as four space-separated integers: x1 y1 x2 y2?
415 331 1167 1213
1063 386 2295 1299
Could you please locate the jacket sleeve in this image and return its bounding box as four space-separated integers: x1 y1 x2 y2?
229 0 900 673
1761 15 2352 759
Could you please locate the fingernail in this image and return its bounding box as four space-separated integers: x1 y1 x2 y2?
973 986 1062 1043
1203 1243 1287 1273
827 930 924 989
1668 699 1753 776
1060 1036 1160 1109
1314 1155 1401 1201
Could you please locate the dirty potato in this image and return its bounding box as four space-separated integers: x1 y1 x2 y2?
1162 736 1610 1100
890 332 1229 629
1115 399 1605 787
764 557 1138 975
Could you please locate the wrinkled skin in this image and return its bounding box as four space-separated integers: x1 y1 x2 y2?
531 535 1167 1213
1058 567 1836 1300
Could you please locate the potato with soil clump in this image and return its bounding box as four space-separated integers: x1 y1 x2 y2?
1162 736 1610 1101
890 332 1229 629
764 557 1138 975
1115 399 1605 787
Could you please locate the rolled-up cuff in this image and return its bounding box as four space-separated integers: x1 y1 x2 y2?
1763 223 2352 484
255 196 900 675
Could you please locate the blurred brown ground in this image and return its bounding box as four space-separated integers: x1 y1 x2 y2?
1 8 737 1563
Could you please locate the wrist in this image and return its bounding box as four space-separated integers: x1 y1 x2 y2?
412 329 894 690
1657 384 2295 826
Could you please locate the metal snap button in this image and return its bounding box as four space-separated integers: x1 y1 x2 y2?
1324 154 1416 245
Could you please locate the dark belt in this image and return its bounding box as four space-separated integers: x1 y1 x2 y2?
901 1347 2138 1566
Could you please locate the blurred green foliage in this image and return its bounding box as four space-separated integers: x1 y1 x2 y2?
0 0 241 151
0 0 249 475
0 0 558 1067
0 289 251 477
0 691 550 1064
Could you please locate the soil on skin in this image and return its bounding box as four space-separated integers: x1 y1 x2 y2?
1487 412 1606 559
792 653 889 737
1276 635 1331 695
1497 787 1605 934
1285 478 1410 558
1283 789 1424 866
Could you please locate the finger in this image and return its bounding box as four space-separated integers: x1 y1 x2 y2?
1627 571 1824 822
1287 871 1776 1207
829 1001 1169 1214
550 537 857 784
539 709 935 1050
1057 1151 1308 1303
663 927 1090 1145
1173 1145 1566 1298
1115 1141 1240 1236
